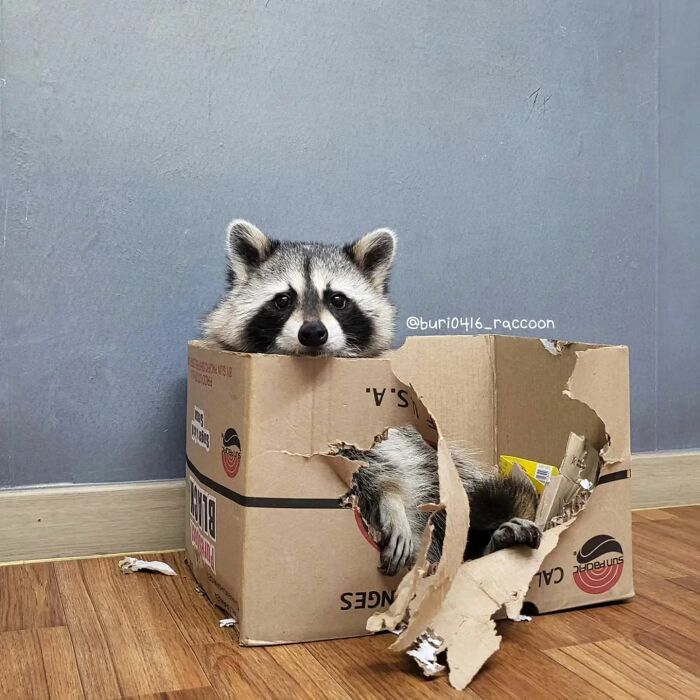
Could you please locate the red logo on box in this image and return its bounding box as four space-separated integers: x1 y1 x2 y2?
221 428 241 478
573 534 624 594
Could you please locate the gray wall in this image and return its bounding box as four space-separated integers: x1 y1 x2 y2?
658 1 700 448
1 1 697 488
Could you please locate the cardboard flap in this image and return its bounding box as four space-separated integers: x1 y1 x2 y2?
492 336 608 468
390 335 496 464
565 346 631 472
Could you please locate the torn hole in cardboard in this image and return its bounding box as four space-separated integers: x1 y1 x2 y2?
365 349 611 690
257 382 441 549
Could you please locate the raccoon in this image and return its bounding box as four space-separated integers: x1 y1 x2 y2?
203 219 396 357
202 220 540 576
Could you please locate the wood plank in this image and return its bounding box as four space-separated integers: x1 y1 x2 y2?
53 560 126 699
145 552 234 647
265 644 353 699
469 640 609 700
585 591 699 642
547 639 699 700
0 506 694 699
632 623 700 676
0 629 50 699
498 607 620 650
666 505 700 521
150 554 351 698
306 633 481 698
194 642 347 700
38 627 85 699
55 557 209 699
632 508 678 521
545 645 639 700
0 562 65 632
127 689 218 700
632 550 688 582
632 539 699 578
576 600 652 639
631 567 673 593
546 642 653 700
150 552 354 699
634 581 700 624
611 639 700 696
671 575 700 594
634 514 700 546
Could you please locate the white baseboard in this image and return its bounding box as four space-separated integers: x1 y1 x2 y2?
0 452 698 564
0 480 185 564
631 450 700 509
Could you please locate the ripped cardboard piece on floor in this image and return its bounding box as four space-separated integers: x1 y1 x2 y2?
118 557 177 576
184 335 632 647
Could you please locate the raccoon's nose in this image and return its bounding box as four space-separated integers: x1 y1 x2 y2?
298 321 328 348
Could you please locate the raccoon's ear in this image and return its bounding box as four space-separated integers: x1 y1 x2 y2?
226 219 278 282
344 228 396 290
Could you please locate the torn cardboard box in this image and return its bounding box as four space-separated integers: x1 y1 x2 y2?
184 335 632 652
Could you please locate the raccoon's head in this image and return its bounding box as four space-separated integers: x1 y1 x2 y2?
202 220 397 357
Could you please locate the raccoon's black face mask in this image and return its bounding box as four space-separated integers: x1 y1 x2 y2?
202 220 397 357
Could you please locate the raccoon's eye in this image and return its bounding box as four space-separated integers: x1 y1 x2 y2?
329 292 347 309
274 293 291 309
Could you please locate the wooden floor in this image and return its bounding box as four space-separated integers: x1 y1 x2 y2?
0 507 698 699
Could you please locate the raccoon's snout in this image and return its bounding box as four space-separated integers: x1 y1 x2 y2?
298 321 328 348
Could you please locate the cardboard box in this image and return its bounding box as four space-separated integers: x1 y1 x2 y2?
184 335 633 646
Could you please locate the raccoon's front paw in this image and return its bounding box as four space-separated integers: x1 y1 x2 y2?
484 517 542 555
379 526 414 576
379 506 413 576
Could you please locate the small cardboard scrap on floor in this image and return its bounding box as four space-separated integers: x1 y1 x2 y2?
118 557 177 576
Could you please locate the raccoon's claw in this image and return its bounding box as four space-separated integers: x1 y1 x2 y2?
379 528 414 576
484 517 542 555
